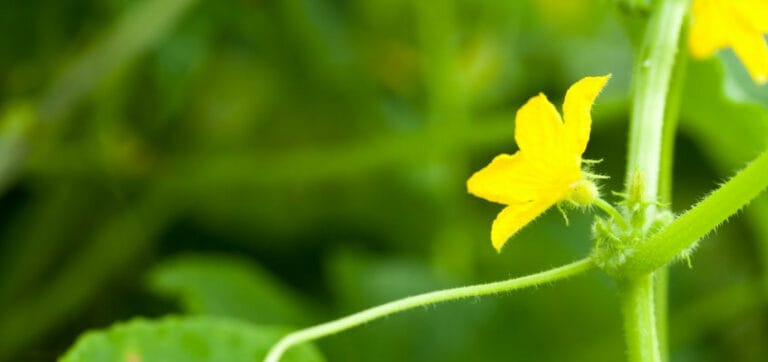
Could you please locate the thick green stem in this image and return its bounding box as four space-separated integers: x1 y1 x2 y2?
621 274 661 362
623 0 688 361
653 270 669 361
657 45 687 208
264 258 594 362
654 23 688 362
626 0 688 203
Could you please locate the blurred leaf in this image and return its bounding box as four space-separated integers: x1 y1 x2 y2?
148 254 311 325
59 316 324 362
680 59 768 169
720 52 768 109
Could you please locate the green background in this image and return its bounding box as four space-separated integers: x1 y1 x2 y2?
0 0 767 361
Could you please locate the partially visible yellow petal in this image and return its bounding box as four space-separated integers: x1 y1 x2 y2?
689 0 729 58
689 0 768 84
514 93 565 164
563 75 610 155
467 152 542 205
491 201 553 251
730 29 768 84
732 0 768 33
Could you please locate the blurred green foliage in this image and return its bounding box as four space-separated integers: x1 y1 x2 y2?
148 253 313 325
0 0 766 361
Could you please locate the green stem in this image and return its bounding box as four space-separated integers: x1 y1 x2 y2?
621 274 661 362
264 258 594 362
622 149 768 277
622 0 688 361
653 270 669 362
654 22 688 362
625 0 689 203
593 197 630 231
657 48 687 208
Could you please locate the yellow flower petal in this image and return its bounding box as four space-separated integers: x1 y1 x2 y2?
467 152 542 205
491 201 553 251
732 0 768 33
689 0 768 84
563 75 610 155
731 30 768 84
689 0 729 58
467 75 609 250
514 93 566 165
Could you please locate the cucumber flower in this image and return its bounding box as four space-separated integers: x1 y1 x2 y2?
689 0 768 84
467 75 610 251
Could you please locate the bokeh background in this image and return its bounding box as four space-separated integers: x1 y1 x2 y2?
1 0 767 361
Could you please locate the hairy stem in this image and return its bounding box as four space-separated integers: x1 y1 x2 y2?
264 258 594 362
626 0 688 203
621 274 661 362
623 149 768 277
654 23 688 362
622 0 689 361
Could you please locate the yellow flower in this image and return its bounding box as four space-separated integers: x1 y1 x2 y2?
467 75 610 251
689 0 768 84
